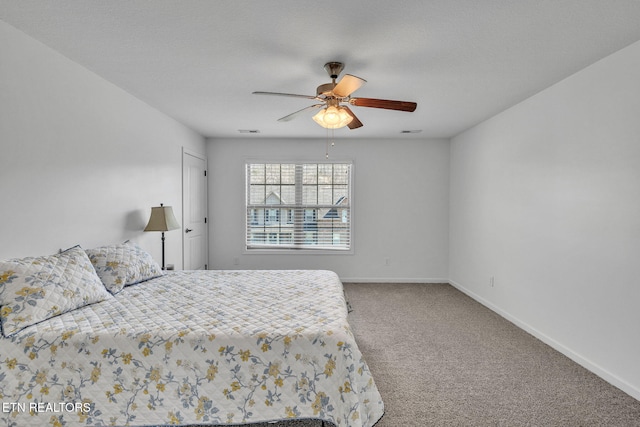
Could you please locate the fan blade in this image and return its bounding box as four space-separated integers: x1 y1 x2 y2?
332 74 367 98
343 106 363 129
350 97 417 112
253 91 318 100
277 104 324 122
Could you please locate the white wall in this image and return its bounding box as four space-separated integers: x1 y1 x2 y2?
0 21 206 267
449 40 640 399
207 137 449 282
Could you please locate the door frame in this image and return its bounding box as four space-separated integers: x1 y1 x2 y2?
182 147 209 270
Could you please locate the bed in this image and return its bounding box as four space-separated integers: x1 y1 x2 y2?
0 243 384 427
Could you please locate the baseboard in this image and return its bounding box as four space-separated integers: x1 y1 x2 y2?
340 277 449 284
448 279 640 402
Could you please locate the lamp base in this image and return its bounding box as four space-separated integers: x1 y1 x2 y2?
161 231 166 270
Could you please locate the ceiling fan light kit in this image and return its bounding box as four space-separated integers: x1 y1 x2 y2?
312 105 353 129
253 62 417 130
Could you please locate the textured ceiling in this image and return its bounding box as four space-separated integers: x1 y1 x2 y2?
2 0 640 139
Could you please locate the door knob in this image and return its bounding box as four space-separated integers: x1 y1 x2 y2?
185 228 193 233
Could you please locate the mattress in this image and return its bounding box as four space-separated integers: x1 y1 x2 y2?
0 270 383 427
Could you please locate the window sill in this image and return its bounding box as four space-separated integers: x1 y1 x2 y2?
244 248 354 255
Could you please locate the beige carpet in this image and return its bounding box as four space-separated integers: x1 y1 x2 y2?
172 282 640 427
343 282 640 426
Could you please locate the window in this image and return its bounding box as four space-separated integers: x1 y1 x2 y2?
246 162 352 251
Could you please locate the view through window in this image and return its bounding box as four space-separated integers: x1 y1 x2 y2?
246 162 352 251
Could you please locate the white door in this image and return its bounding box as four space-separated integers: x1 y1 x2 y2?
182 150 208 270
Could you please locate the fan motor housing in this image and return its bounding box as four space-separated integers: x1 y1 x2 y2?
316 82 336 96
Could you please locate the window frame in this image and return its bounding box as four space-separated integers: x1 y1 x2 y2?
244 159 354 254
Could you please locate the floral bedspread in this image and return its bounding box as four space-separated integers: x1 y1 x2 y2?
0 270 383 427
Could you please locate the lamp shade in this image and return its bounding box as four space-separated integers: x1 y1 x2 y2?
312 106 353 129
144 205 180 232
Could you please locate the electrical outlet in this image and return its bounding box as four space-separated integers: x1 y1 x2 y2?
385 258 391 266
490 276 495 287
233 257 239 266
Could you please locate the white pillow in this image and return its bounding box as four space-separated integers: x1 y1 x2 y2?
85 241 163 294
0 246 111 337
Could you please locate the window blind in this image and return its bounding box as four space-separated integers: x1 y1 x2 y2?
246 162 352 251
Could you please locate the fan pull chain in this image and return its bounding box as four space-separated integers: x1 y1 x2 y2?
325 128 330 158
325 128 337 159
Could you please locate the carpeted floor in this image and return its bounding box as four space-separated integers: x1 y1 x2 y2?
343 282 640 426
177 282 640 427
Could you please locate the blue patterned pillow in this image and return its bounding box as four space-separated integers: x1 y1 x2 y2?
85 241 163 294
0 246 111 337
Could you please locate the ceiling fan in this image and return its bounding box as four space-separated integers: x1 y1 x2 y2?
253 62 417 130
